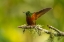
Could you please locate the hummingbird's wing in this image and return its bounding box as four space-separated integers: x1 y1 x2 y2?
35 8 51 20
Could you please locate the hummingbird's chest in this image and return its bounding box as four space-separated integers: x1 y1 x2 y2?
26 14 36 21
26 16 35 22
26 16 36 25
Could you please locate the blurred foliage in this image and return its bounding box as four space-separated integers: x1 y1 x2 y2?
0 0 64 42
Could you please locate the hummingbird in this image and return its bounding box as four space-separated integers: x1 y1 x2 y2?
25 8 51 26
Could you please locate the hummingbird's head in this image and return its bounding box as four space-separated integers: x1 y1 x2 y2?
26 11 32 16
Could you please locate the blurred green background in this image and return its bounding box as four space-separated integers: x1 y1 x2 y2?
0 0 64 42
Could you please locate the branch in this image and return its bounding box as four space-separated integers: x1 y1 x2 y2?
18 24 64 36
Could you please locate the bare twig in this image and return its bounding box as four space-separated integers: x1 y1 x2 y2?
47 25 64 36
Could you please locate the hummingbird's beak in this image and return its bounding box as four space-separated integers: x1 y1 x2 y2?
23 12 26 14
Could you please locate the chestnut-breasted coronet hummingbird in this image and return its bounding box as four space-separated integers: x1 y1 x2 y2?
25 8 51 25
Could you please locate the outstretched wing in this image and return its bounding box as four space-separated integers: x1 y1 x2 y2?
35 8 51 20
